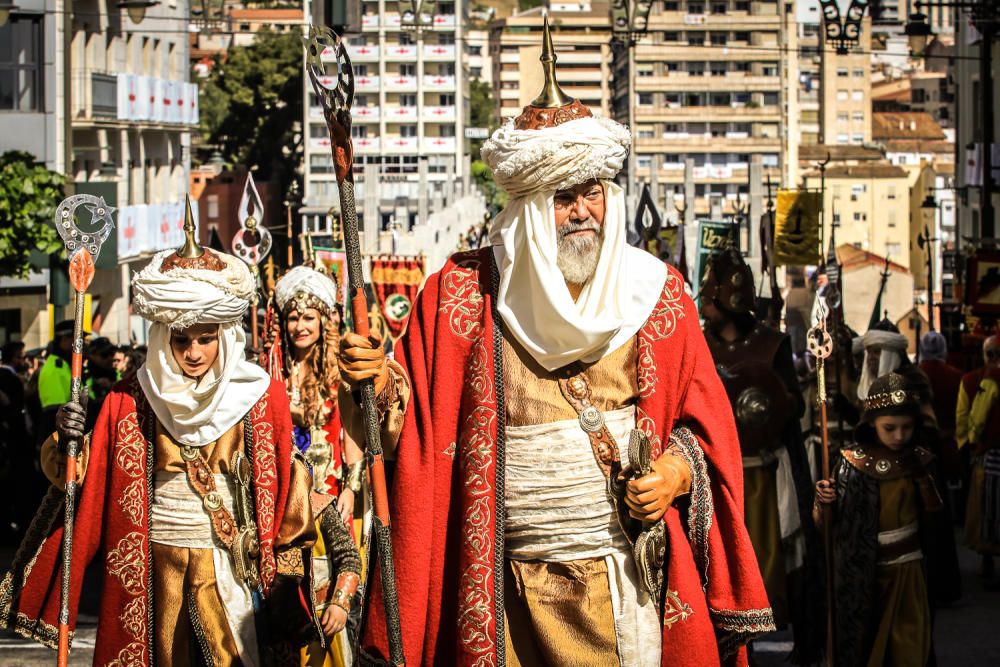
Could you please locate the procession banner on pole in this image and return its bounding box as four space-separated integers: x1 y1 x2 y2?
773 190 822 266
370 255 425 341
313 245 349 307
694 219 737 288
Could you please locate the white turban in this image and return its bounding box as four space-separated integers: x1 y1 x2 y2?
481 116 630 198
274 266 340 314
482 114 666 371
132 248 270 447
857 329 910 401
132 249 256 329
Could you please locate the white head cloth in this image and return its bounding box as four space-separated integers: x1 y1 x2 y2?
132 249 270 447
482 115 666 371
857 329 909 401
274 266 339 313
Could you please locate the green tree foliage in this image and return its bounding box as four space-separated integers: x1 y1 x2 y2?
198 27 303 202
467 78 506 212
0 151 65 279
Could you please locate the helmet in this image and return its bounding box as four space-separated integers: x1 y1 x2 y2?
700 247 756 315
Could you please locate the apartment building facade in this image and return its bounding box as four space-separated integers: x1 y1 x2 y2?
489 3 612 122
0 0 196 347
615 0 791 218
302 0 467 240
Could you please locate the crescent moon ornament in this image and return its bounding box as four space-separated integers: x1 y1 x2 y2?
55 194 116 262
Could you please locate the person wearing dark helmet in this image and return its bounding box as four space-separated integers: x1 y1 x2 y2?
699 246 824 663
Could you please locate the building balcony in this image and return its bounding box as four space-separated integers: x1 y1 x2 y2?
431 14 457 29
384 44 419 61
352 106 381 122
344 44 380 62
640 135 780 151
423 136 457 153
635 105 780 121
361 13 378 30
308 106 324 120
382 13 403 29
423 74 456 91
638 75 780 91
75 72 198 126
309 137 333 152
384 75 418 91
423 105 456 121
384 105 419 121
382 136 420 152
355 75 380 91
647 12 782 29
117 200 199 260
354 136 380 153
423 43 456 60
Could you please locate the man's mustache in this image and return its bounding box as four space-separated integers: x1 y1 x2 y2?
558 220 601 239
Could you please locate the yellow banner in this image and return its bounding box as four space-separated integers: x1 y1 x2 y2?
773 190 821 266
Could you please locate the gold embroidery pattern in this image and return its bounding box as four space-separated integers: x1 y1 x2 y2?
466 334 495 404
105 641 146 667
663 589 694 628
119 598 146 643
461 407 497 498
250 396 278 591
443 442 457 459
637 336 656 399
117 479 145 527
635 405 664 460
276 548 304 577
641 271 686 341
440 255 484 342
114 413 145 478
457 328 497 665
106 532 146 596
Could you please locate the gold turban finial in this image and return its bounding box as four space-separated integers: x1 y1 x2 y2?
178 196 204 259
530 14 573 108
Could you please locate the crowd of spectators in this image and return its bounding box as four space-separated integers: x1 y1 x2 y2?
0 327 146 545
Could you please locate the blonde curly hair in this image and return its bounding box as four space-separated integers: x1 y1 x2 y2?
281 307 342 428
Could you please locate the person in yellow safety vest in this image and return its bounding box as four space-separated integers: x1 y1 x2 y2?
35 320 77 444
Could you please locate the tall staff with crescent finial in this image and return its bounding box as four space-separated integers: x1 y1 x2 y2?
304 25 406 666
52 194 116 667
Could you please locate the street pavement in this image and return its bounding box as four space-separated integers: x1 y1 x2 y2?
0 533 997 665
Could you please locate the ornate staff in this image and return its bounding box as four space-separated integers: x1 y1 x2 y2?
53 195 116 666
808 300 835 667
304 26 405 666
231 174 272 351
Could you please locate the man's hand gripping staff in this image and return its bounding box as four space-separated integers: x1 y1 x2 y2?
52 195 116 667
303 26 405 667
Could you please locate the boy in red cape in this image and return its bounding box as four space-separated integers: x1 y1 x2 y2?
0 223 317 665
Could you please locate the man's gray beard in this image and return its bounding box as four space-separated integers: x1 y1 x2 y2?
557 230 602 286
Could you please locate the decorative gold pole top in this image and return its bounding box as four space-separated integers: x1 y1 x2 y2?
530 15 573 108
178 196 204 259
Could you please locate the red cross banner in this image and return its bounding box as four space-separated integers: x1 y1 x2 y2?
370 255 425 342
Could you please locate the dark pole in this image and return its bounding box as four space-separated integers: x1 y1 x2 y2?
927 224 936 330
980 19 995 239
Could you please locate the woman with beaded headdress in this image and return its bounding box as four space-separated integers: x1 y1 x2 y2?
0 207 319 665
267 264 363 667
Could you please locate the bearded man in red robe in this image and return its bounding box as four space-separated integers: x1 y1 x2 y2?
339 25 773 667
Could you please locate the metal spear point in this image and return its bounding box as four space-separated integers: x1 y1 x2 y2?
232 172 272 351
52 194 116 667
304 25 406 667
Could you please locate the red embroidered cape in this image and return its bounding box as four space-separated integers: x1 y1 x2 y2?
0 376 293 666
361 248 774 667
